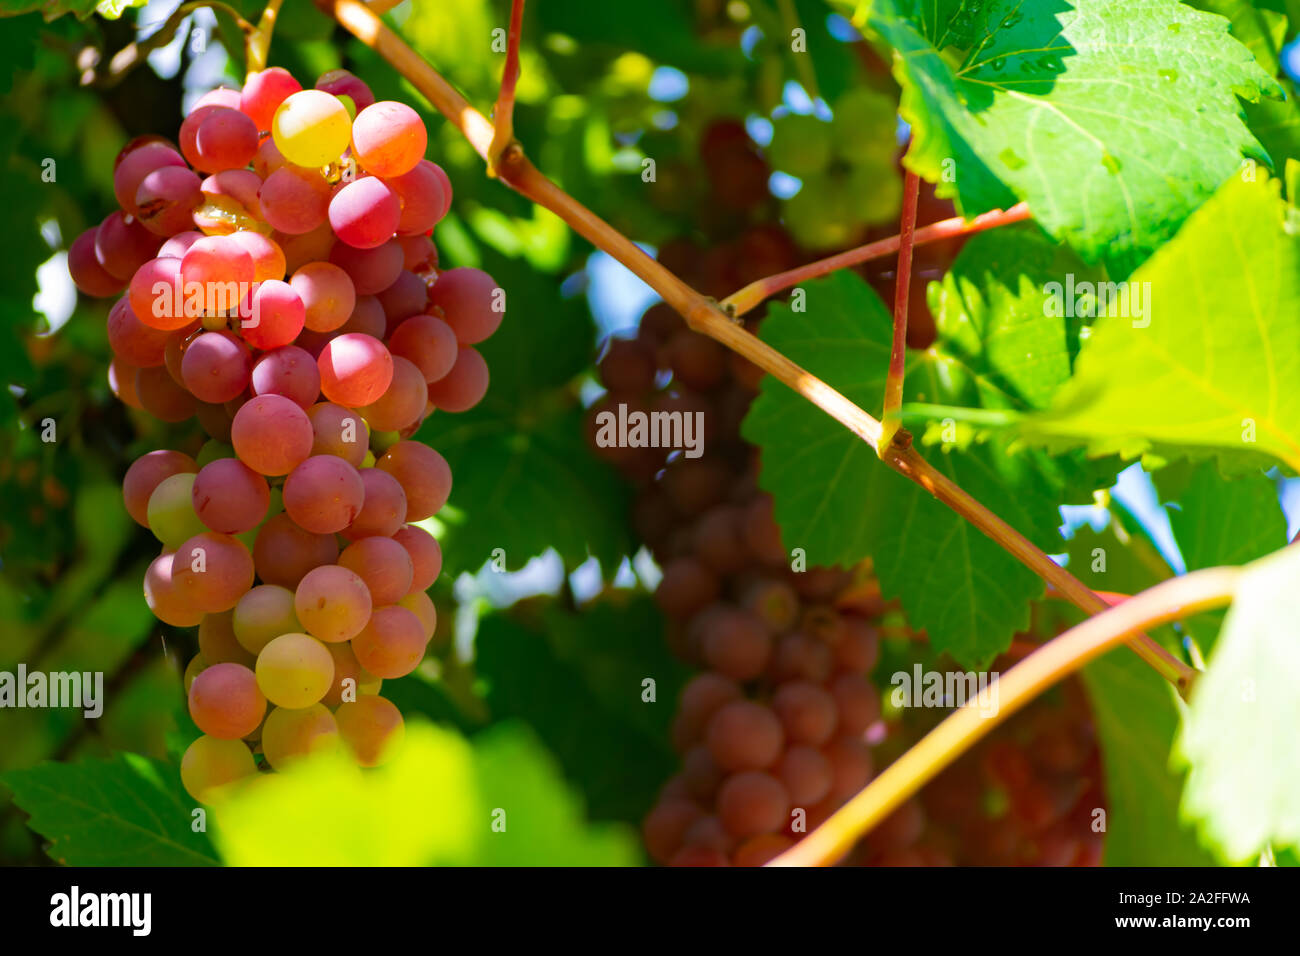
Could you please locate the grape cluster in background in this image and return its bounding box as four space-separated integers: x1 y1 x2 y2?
68 65 504 803
589 113 1107 866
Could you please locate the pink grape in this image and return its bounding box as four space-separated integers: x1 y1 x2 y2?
69 228 125 297
426 346 489 412
242 279 305 350
250 345 320 408
342 468 407 540
144 551 203 627
294 564 373 643
397 591 437 642
307 401 369 466
259 166 331 235
135 365 196 421
335 695 404 767
242 67 302 130
159 230 204 259
375 441 451 521
291 261 356 332
317 332 393 407
359 355 426 431
123 450 198 527
351 605 425 679
188 663 266 739
114 142 187 215
329 176 401 249
393 524 442 593
95 212 162 281
227 231 286 282
192 456 270 533
182 330 252 403
277 223 336 274
376 270 428 326
428 267 502 344
387 313 458 383
107 297 169 368
180 235 255 291
316 69 375 112
350 101 426 177
329 238 402 294
253 513 339 588
198 169 263 225
174 531 256 613
398 234 437 272
283 455 364 534
129 257 190 330
387 160 449 234
193 107 259 173
136 166 204 236
341 295 387 338
339 536 414 606
231 394 314 476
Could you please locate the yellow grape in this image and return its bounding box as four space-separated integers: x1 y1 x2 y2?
261 703 341 770
272 91 351 167
335 694 404 767
180 735 257 803
255 632 334 708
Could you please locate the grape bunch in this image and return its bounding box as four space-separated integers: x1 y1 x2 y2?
593 120 1105 865
768 88 903 251
69 66 504 803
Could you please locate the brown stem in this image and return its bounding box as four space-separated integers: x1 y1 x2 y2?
318 0 1195 691
882 170 920 440
722 202 1032 318
487 0 526 175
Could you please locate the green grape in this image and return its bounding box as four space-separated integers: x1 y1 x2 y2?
847 159 903 225
767 114 833 177
255 632 334 708
781 179 859 251
272 90 352 168
197 440 235 467
260 703 341 770
146 473 206 549
180 735 257 803
335 695 404 767
233 584 301 655
831 88 898 161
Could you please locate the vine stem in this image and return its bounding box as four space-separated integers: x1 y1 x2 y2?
722 202 1031 318
769 566 1241 867
881 169 920 443
317 0 1196 692
245 0 285 75
487 0 526 175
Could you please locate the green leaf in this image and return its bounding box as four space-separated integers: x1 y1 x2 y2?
742 271 1064 667
2 754 219 866
1158 462 1289 572
1080 651 1221 866
472 723 641 865
1178 545 1300 862
209 720 637 866
420 404 633 574
0 0 143 19
211 722 481 866
1023 175 1300 472
861 0 1276 272
476 604 684 824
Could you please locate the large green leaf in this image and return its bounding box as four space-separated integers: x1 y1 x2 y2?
472 723 641 866
861 0 1276 272
2 754 219 866
210 720 637 866
742 270 1064 667
1081 652 1220 866
476 604 684 824
1023 175 1300 472
1178 545 1300 862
